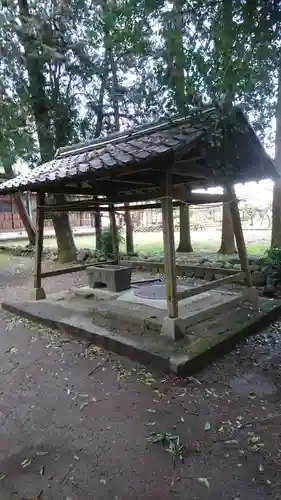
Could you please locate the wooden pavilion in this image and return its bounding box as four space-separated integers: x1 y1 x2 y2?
0 104 277 339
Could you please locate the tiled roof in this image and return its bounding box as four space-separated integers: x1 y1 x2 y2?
0 105 276 195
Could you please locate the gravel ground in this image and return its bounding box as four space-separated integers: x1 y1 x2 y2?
0 255 281 499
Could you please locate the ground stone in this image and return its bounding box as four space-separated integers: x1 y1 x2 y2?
161 316 184 340
250 263 260 271
74 286 94 298
223 262 233 269
77 249 89 262
233 264 242 270
252 270 266 286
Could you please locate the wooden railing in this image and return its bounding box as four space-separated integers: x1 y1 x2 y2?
176 272 245 301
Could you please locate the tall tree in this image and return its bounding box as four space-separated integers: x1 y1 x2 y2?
213 0 236 254
16 0 78 262
161 0 198 253
0 91 36 244
192 0 275 253
271 64 281 247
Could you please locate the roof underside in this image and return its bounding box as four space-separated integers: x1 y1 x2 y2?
0 105 277 203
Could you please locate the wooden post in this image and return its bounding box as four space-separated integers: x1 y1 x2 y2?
10 195 14 229
161 167 178 318
109 204 119 264
226 184 253 287
34 192 46 300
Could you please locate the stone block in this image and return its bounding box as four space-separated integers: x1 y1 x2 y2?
233 264 242 270
187 269 195 278
30 287 46 301
251 270 266 286
204 270 215 281
194 267 205 279
74 287 94 298
243 287 259 310
161 316 184 340
87 264 132 292
77 249 89 262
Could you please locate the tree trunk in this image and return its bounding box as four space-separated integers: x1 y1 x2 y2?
124 203 134 253
18 0 76 263
271 181 281 247
51 195 76 263
177 205 193 252
2 166 36 245
271 62 281 247
218 198 237 254
51 201 76 262
216 0 237 255
13 193 36 245
166 0 192 251
95 211 102 250
102 5 135 256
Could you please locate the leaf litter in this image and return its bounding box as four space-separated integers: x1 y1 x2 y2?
197 477 210 488
147 432 186 467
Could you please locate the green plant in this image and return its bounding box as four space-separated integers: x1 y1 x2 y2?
100 227 124 255
146 432 186 467
263 246 281 284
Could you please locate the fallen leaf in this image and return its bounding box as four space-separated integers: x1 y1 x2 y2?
147 409 156 413
204 422 211 431
0 474 6 481
100 478 107 484
258 464 264 472
36 452 48 456
32 490 43 499
5 346 18 355
249 435 260 444
21 458 32 468
39 464 45 476
248 393 256 399
79 402 89 411
205 389 213 396
197 477 210 488
225 440 239 444
145 422 156 426
188 376 201 384
180 416 184 423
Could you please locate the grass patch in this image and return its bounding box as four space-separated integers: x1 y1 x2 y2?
0 230 270 257
135 240 268 256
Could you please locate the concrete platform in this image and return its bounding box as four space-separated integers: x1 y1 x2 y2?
3 292 281 376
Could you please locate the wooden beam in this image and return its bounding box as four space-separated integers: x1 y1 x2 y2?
176 272 245 301
173 159 208 179
40 200 179 212
226 184 253 287
41 260 115 278
40 191 230 214
162 167 178 318
173 189 230 205
104 178 155 186
109 204 119 263
34 192 46 300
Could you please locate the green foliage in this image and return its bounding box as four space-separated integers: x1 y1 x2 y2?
263 246 281 284
100 227 124 255
0 0 280 172
146 432 186 467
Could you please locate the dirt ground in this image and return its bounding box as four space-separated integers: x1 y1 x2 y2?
0 255 281 499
